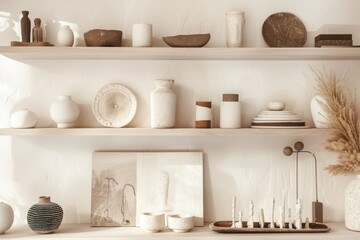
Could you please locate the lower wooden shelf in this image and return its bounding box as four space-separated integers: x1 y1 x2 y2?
0 128 329 136
2 223 357 240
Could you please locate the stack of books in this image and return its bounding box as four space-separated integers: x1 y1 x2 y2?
315 34 352 47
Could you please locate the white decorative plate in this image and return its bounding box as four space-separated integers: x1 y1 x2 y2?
251 126 310 129
92 83 137 128
253 118 302 121
261 111 293 115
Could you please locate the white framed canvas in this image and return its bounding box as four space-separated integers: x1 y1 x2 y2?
91 152 137 227
136 152 203 226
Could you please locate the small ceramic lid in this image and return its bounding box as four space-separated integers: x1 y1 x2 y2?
223 94 239 102
196 101 212 108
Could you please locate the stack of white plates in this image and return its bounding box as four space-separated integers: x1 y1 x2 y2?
251 110 308 128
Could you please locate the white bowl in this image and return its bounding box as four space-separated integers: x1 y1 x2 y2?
268 101 286 111
168 214 194 233
139 212 165 233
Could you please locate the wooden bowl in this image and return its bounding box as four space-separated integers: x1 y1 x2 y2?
163 33 210 47
84 29 122 47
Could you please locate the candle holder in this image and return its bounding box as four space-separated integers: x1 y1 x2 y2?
283 141 323 223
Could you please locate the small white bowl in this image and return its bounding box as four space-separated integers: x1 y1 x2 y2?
139 212 165 233
168 214 194 233
268 101 286 111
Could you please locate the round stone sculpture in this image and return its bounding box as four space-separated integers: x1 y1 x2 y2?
0 202 14 235
10 109 37 128
27 196 63 234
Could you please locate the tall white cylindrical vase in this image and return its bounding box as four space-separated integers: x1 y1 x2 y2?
57 25 74 47
225 11 245 47
0 202 14 235
345 175 360 231
220 94 241 128
151 79 176 128
310 95 329 128
50 95 80 128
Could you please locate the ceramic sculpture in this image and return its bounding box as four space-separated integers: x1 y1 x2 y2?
10 109 37 128
247 201 254 228
20 11 31 42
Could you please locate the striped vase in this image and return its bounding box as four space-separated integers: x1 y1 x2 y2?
27 196 63 234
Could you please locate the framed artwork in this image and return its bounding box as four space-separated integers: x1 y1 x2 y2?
91 152 203 227
91 152 137 226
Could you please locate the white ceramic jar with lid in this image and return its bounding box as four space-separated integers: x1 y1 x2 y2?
220 94 241 128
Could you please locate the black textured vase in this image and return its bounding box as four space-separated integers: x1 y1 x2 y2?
27 196 63 234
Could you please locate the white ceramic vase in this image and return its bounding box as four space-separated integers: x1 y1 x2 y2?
10 109 37 128
310 95 329 128
225 11 245 47
0 202 14 235
50 95 80 128
151 79 176 128
57 26 74 47
345 175 360 231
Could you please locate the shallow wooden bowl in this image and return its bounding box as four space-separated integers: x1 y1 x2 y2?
163 33 210 47
84 29 122 47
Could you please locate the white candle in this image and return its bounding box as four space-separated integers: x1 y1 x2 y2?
132 23 152 47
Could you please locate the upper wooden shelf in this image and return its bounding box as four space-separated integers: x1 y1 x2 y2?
0 47 359 60
0 128 329 136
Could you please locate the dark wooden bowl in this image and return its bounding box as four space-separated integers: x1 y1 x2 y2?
163 33 210 47
84 29 122 47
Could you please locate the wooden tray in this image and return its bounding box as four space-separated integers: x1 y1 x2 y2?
209 221 331 233
11 41 53 46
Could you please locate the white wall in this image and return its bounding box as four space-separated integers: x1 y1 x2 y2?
0 0 358 225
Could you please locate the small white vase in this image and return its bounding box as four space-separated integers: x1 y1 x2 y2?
0 202 14 235
10 109 37 128
50 95 80 128
225 11 245 47
151 79 176 128
57 25 74 47
345 175 360 231
310 95 329 128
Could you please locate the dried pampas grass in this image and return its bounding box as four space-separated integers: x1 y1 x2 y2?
313 69 360 175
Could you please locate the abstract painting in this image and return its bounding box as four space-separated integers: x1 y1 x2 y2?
91 152 137 227
91 152 203 227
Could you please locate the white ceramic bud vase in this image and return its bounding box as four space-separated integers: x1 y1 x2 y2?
151 79 176 128
0 202 14 235
345 175 360 231
50 95 80 128
310 95 329 128
57 25 74 47
10 109 37 128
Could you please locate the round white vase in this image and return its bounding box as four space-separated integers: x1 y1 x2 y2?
57 26 74 47
50 95 80 128
345 175 360 231
10 109 37 128
150 79 176 128
0 202 14 235
310 95 329 128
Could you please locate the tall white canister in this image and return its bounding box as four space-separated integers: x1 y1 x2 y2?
151 79 176 128
220 94 241 128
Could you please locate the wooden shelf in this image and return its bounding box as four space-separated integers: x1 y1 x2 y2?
2 222 358 240
0 128 329 136
0 47 360 60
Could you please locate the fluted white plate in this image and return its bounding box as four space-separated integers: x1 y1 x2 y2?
93 83 137 127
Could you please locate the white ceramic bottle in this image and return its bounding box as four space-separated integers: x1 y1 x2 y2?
0 202 14 235
57 25 74 47
220 94 241 128
151 79 176 128
50 95 80 128
10 109 37 128
225 11 245 47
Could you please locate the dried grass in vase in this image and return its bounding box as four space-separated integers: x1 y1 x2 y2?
313 69 360 175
